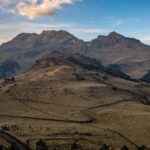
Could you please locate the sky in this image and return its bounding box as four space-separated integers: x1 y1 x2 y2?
0 0 150 44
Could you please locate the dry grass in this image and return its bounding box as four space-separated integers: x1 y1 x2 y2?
0 65 150 149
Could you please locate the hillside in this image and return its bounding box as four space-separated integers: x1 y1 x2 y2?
0 30 86 76
0 54 150 149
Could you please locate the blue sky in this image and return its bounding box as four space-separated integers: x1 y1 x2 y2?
0 0 150 44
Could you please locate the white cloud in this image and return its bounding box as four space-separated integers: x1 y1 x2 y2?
17 0 78 19
0 0 80 19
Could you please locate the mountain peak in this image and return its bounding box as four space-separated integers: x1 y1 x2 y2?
13 33 38 41
108 31 124 38
97 31 124 41
40 30 76 39
93 31 144 49
11 30 77 43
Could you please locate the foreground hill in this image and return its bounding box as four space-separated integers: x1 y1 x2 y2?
0 30 150 80
0 54 150 149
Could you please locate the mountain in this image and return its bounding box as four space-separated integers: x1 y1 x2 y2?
1 30 150 80
88 32 143 49
0 30 87 76
87 32 150 78
1 31 150 149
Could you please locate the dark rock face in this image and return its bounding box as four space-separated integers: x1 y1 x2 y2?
0 60 20 78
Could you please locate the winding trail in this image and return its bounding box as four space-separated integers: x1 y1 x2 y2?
86 99 133 110
89 125 139 149
0 114 93 124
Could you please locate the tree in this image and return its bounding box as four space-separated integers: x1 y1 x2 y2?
36 139 48 150
100 144 109 150
121 145 129 150
71 142 80 150
9 143 19 150
0 145 4 150
138 145 147 150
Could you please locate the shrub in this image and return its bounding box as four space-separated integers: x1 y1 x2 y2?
36 139 48 150
121 145 129 150
100 144 109 150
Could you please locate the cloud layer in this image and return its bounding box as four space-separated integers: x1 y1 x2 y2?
0 0 78 19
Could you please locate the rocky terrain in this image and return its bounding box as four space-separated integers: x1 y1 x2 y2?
1 30 150 80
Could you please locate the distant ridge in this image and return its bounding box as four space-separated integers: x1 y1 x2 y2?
0 30 150 80
87 31 150 79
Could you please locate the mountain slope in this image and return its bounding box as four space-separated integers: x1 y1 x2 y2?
1 30 150 79
0 30 87 76
0 60 20 78
0 53 150 149
87 32 150 78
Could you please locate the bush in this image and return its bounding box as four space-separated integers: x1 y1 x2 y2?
138 145 147 150
36 139 48 150
112 86 118 91
100 144 109 150
121 145 129 150
1 125 9 131
0 145 4 150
